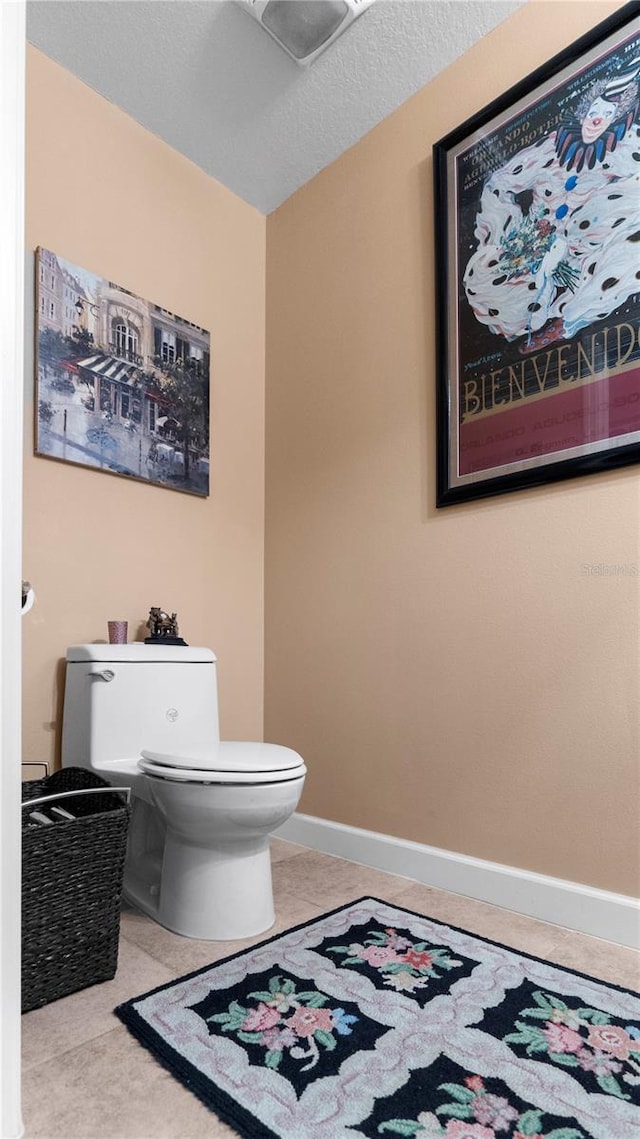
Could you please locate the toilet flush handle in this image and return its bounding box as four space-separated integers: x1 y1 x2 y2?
88 668 116 682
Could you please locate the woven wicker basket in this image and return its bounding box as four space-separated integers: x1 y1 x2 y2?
22 767 131 1013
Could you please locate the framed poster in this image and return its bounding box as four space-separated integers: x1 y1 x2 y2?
434 3 640 507
35 247 211 497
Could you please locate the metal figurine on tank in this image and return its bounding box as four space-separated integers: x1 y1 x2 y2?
144 607 188 646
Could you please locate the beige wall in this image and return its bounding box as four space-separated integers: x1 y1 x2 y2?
24 48 267 763
265 1 640 897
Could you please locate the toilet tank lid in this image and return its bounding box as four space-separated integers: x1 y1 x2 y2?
66 644 216 663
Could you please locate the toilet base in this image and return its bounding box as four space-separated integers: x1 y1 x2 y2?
124 834 276 941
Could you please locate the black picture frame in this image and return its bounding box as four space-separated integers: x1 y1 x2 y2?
434 3 640 507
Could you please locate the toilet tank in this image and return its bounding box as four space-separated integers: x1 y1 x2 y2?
61 644 220 770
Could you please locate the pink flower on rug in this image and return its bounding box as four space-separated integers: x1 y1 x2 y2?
402 949 433 970
262 1026 297 1051
360 945 402 967
242 1002 281 1033
587 1024 632 1060
286 1006 335 1039
443 1121 495 1139
464 1076 485 1091
472 1092 519 1129
542 1021 583 1053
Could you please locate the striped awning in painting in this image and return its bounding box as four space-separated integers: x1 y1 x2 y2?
74 354 141 386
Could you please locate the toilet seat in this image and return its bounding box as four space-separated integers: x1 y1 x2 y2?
138 741 306 785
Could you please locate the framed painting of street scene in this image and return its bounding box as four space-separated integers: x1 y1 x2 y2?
35 247 210 497
434 3 640 507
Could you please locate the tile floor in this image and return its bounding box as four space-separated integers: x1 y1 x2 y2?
22 840 640 1138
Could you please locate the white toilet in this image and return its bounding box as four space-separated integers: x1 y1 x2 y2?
61 644 306 940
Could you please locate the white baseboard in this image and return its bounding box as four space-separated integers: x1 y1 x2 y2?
276 812 640 950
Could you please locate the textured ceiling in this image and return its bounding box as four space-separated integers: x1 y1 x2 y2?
27 0 524 215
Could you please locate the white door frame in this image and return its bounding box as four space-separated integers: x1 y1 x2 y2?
0 1 25 1136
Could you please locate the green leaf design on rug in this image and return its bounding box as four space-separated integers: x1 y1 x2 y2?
576 1006 611 1025
544 1131 585 1139
435 1084 475 1104
517 1108 544 1135
208 1000 249 1032
596 1073 630 1099
378 1122 424 1136
504 1020 550 1053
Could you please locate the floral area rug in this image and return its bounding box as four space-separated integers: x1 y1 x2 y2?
115 896 640 1139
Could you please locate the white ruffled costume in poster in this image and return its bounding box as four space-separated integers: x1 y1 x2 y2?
463 54 640 353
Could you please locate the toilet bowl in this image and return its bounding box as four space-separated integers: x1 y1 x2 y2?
61 645 306 940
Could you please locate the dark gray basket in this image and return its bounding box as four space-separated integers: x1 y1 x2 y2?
22 767 131 1013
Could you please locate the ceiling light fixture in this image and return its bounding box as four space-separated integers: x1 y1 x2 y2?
238 0 375 68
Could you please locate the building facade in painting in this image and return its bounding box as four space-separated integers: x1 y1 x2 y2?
35 248 211 497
